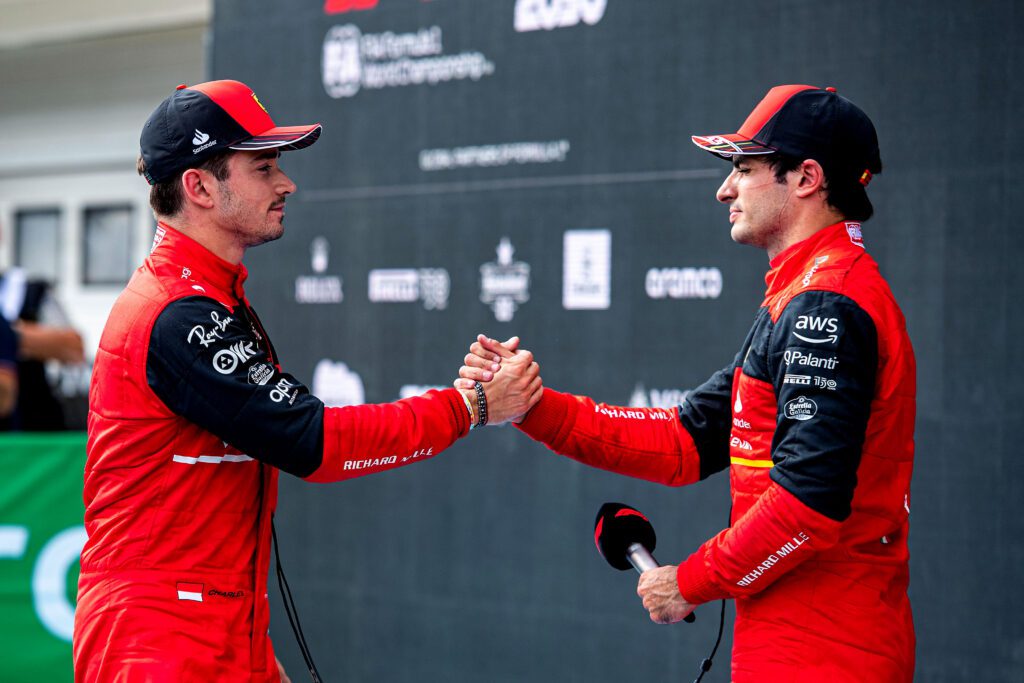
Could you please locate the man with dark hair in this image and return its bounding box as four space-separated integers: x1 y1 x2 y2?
136 150 232 218
461 85 916 681
75 80 542 682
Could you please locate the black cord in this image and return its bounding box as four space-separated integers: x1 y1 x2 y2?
691 599 726 683
691 502 732 682
272 520 325 682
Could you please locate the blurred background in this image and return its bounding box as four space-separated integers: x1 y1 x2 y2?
0 0 1021 680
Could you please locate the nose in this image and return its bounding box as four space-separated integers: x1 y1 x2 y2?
278 169 297 196
716 168 737 204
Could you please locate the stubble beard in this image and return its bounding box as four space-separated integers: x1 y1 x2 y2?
730 184 792 253
220 184 284 248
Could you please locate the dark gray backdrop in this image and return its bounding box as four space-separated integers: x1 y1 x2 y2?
209 1 1023 680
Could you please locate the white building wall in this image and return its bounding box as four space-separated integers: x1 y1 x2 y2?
0 2 211 359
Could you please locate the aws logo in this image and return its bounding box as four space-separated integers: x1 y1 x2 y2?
792 315 839 345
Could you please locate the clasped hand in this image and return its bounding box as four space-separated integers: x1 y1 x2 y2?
455 334 542 425
458 336 696 625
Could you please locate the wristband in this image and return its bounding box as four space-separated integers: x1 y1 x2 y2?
473 381 488 428
461 390 475 427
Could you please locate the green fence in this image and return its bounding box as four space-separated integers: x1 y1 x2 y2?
0 433 85 682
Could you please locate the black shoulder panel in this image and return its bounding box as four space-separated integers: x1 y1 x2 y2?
767 290 878 521
146 296 324 477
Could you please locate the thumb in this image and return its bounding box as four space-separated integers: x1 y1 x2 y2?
502 336 521 352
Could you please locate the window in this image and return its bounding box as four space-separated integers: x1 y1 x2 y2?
82 205 134 285
14 209 61 282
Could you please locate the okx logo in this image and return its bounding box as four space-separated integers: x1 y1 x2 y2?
212 342 258 375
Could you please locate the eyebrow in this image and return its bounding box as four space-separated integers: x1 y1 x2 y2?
252 150 281 162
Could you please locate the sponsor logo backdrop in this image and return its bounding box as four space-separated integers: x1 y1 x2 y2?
208 1 1021 681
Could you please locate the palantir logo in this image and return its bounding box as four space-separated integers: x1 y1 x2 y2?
192 129 210 145
515 0 608 32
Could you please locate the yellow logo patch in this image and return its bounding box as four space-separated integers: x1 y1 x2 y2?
251 93 268 114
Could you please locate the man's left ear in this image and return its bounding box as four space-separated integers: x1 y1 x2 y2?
794 159 826 198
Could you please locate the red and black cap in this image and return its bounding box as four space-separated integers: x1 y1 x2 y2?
692 84 881 186
140 80 322 185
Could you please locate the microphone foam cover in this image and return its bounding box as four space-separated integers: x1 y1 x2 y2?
594 502 657 571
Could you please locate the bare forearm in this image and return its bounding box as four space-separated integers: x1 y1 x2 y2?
14 323 84 363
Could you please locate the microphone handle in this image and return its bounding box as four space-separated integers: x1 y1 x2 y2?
626 542 659 573
627 543 696 624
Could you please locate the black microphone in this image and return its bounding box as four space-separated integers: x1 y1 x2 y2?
594 502 695 623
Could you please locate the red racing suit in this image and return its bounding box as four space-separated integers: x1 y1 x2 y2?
517 221 916 681
75 224 471 682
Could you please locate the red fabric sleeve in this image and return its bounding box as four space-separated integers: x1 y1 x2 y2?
305 387 470 482
515 389 702 486
676 481 842 603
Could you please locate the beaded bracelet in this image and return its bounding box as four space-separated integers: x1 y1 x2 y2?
473 381 488 428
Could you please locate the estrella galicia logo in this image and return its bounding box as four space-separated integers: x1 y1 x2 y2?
784 396 818 421
213 341 258 375
248 363 274 386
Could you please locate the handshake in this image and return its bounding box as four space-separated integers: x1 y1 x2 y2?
453 334 542 428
